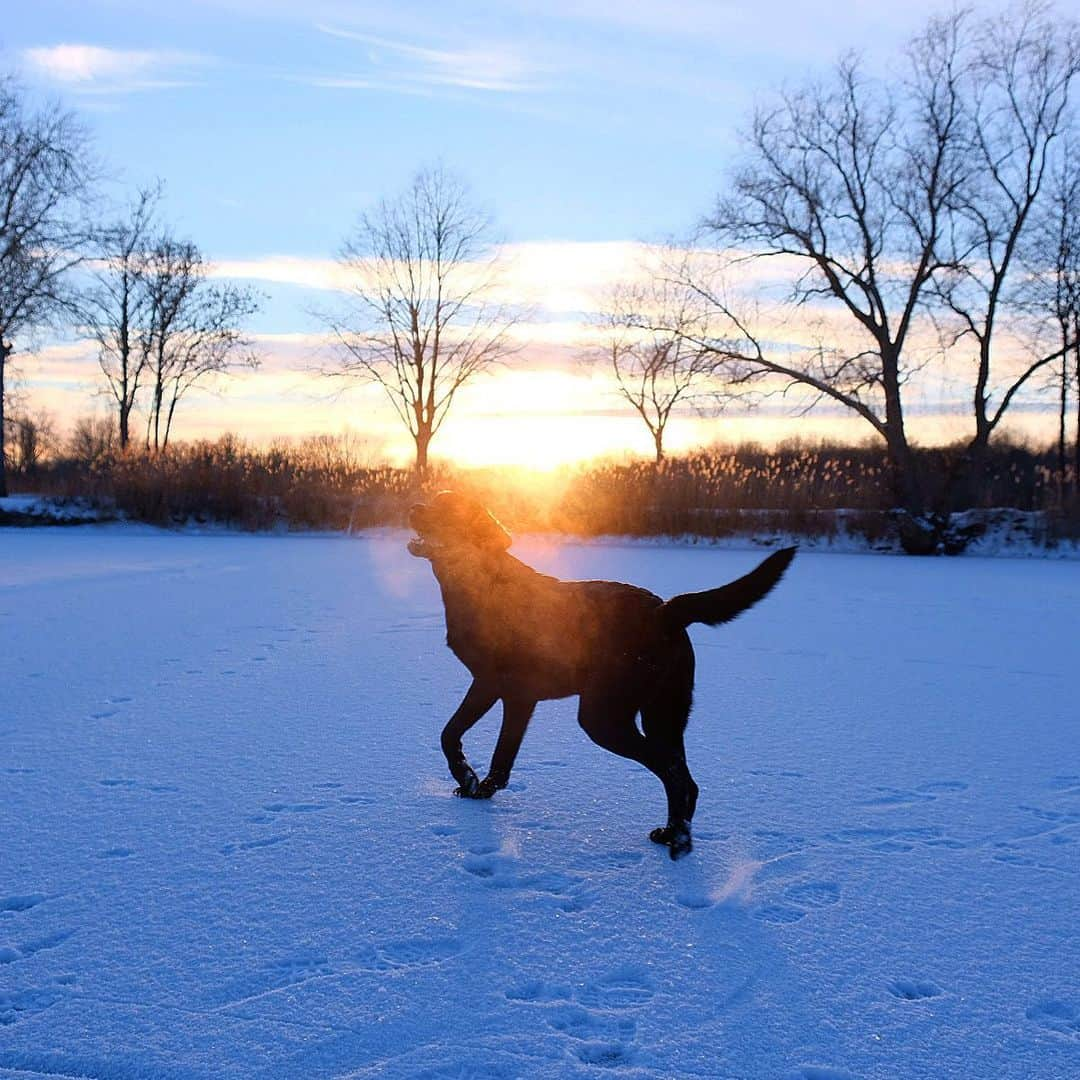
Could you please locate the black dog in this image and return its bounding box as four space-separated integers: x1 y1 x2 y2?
408 491 795 858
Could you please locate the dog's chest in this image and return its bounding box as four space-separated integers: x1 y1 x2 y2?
439 574 585 689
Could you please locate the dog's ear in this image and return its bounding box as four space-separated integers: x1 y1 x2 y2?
465 498 511 551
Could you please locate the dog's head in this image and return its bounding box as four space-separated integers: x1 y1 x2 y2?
407 491 512 560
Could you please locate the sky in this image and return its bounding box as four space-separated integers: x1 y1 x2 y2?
4 0 1063 466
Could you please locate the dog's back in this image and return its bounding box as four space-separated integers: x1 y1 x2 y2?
435 547 669 701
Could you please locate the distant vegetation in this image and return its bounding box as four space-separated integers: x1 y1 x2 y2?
7 432 1077 550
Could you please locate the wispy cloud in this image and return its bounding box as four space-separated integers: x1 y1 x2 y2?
211 242 808 321
22 44 210 94
311 23 546 95
212 242 649 317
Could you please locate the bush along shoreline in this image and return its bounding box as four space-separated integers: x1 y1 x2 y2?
4 435 1078 554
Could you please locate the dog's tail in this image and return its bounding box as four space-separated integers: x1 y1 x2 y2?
659 546 796 631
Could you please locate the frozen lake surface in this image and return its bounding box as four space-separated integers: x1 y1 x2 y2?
1 526 1078 1078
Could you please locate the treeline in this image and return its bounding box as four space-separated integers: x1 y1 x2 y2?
11 433 1077 546
0 84 260 501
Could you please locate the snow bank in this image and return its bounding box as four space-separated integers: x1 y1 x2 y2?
0 495 108 525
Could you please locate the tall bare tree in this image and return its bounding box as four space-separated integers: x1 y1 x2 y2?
1027 142 1080 500
84 185 160 449
0 77 92 496
141 235 260 451
327 165 517 474
693 13 971 515
932 1 1080 501
680 2 1079 535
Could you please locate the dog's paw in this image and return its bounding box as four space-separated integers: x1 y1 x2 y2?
453 774 503 800
453 772 481 798
650 823 693 858
667 825 693 860
475 776 503 799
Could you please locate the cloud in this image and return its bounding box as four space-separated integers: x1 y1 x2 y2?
22 44 210 93
209 242 829 337
207 242 907 358
212 255 352 293
207 240 1051 419
311 23 546 94
212 241 650 313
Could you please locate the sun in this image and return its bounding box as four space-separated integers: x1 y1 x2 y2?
436 369 638 469
438 413 639 469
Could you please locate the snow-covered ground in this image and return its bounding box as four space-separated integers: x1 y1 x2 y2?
2 526 1078 1079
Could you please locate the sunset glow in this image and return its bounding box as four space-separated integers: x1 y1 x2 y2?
21 320 1058 469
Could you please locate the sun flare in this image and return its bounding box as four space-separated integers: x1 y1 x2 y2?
437 412 634 469
436 369 630 469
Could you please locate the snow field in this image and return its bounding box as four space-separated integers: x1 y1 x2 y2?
1 527 1078 1078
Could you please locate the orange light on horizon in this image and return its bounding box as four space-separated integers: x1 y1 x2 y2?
20 341 1062 469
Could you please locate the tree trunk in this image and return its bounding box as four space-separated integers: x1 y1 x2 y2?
881 354 921 514
958 333 997 513
118 293 131 450
941 408 994 517
163 389 180 450
882 354 951 554
0 341 7 499
149 342 166 452
1059 354 1068 509
148 373 164 453
414 426 432 477
654 428 665 466
886 432 921 512
1074 324 1080 498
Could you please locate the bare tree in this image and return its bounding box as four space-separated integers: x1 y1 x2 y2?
694 13 971 516
141 235 260 451
6 408 55 475
932 1 1080 502
84 185 161 449
682 2 1080 539
0 77 93 496
66 414 117 468
1027 142 1080 501
326 165 518 474
598 253 733 464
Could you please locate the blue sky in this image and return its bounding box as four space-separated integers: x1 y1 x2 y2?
9 0 948 264
10 0 1055 463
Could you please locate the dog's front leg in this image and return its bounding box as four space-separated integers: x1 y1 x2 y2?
441 680 498 797
477 697 537 798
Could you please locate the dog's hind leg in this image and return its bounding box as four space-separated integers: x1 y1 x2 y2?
640 641 698 856
441 680 498 797
577 688 694 860
640 711 698 856
477 696 537 798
